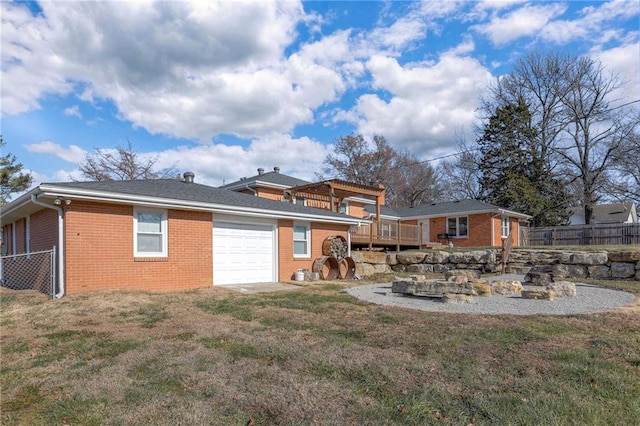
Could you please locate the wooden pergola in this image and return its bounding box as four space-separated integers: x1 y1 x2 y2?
285 179 385 219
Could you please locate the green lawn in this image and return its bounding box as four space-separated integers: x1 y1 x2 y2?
1 279 639 425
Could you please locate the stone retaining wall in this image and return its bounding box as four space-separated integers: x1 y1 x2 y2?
351 249 640 281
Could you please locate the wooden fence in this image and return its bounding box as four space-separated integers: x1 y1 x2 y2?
524 223 640 246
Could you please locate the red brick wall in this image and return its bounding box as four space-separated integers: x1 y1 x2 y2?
64 201 212 294
1 224 12 255
13 219 27 253
428 214 521 248
30 208 58 252
277 219 350 280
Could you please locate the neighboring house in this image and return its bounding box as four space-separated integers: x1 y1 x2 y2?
569 202 638 225
1 173 366 296
360 199 531 249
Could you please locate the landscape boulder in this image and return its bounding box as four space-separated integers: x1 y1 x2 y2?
546 281 577 298
489 280 523 295
423 251 450 264
391 278 474 298
560 251 608 266
449 250 495 264
588 265 611 280
608 251 640 263
522 289 554 300
406 264 434 273
524 269 553 286
396 252 426 265
444 269 480 282
552 264 588 279
442 294 475 304
471 279 492 296
610 262 636 279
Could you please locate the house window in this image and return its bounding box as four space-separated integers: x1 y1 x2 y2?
294 196 306 206
447 216 468 237
501 217 511 238
134 208 167 257
339 202 349 214
293 223 310 257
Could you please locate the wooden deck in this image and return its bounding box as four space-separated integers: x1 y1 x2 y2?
350 221 435 249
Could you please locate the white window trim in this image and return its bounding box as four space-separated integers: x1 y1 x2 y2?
133 207 168 257
340 201 349 215
293 222 311 258
446 216 469 238
501 216 511 238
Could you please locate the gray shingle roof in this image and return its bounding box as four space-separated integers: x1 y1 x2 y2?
42 179 362 222
571 202 636 224
592 202 635 223
365 199 529 218
220 170 310 189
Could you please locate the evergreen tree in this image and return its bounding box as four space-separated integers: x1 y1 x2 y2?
478 99 569 226
1 136 33 205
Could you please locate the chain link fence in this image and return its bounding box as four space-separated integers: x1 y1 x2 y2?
0 248 56 298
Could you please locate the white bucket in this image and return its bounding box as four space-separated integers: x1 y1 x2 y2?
295 270 305 281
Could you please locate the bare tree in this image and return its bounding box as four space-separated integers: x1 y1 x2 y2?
391 152 440 208
436 138 484 201
78 141 177 181
319 134 438 207
554 57 637 223
603 125 640 203
476 50 639 224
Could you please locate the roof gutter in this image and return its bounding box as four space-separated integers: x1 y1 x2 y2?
245 183 258 196
30 194 65 298
37 185 368 226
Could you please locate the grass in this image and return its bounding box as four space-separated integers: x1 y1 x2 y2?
1 278 639 425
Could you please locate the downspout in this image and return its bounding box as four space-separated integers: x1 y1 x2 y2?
244 183 257 196
31 194 65 298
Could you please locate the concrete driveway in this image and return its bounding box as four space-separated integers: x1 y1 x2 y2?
220 282 303 294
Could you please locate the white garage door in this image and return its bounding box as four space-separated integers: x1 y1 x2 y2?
213 222 275 285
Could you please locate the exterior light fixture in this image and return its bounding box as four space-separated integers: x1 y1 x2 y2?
53 198 71 206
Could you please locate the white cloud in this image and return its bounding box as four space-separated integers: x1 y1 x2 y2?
0 3 75 114
474 3 568 45
338 53 493 158
1 1 328 141
591 42 640 107
25 141 87 163
541 0 638 44
63 105 82 118
153 135 330 186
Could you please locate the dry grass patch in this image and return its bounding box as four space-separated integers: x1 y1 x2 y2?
1 282 639 425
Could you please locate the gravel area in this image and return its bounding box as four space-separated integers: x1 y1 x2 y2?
346 275 637 315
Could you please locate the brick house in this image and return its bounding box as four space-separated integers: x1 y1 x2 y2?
1 174 366 296
220 167 385 219
362 199 531 249
221 168 531 249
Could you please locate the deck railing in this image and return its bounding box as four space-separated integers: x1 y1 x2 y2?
350 221 421 247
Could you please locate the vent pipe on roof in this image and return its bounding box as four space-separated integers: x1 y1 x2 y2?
183 172 195 183
274 166 280 173
257 168 264 175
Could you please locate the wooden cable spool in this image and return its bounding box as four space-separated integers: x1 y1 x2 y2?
321 235 348 262
338 256 356 279
312 256 339 280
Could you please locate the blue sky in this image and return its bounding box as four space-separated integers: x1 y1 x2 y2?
2 0 639 192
